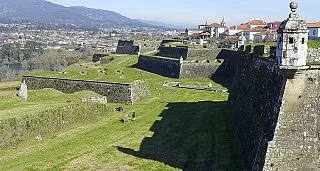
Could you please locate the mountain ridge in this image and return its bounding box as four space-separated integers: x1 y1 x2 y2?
0 0 168 29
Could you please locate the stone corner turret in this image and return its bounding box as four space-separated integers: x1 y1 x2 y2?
276 1 309 77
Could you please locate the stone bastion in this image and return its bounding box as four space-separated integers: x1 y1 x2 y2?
22 76 150 104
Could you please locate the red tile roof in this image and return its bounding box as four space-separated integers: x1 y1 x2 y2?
199 32 211 36
307 22 320 28
248 19 267 25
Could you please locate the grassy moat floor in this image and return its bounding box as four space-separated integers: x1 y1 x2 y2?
0 55 242 170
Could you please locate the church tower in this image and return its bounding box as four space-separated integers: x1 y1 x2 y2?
276 1 308 68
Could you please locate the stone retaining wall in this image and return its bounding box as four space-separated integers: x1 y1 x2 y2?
22 76 149 104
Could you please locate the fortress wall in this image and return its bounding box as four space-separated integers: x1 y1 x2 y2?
179 63 220 79
228 57 285 170
157 47 224 61
186 48 222 61
307 48 320 64
263 69 320 170
157 46 188 59
137 55 181 78
131 80 151 104
22 76 149 104
116 40 139 55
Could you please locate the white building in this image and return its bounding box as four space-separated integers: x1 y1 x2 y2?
307 22 320 39
243 30 260 42
203 23 227 38
276 2 308 67
225 28 243 36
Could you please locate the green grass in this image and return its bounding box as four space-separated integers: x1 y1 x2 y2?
308 39 320 49
0 89 104 120
0 54 241 170
24 55 221 86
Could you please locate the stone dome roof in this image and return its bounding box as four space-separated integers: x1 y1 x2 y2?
290 1 298 12
278 1 307 32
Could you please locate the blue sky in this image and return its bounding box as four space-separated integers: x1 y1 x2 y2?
47 0 319 27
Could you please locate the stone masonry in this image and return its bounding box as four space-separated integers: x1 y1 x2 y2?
263 69 320 170
22 76 150 104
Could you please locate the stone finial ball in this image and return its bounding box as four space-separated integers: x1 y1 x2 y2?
290 1 298 10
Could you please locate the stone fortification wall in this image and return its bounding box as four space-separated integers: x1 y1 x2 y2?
131 80 151 104
92 54 108 63
118 40 134 47
157 46 224 61
138 40 160 54
253 45 268 56
179 63 220 79
137 55 181 78
307 48 320 64
137 48 242 80
116 40 139 55
263 69 320 170
186 48 222 61
228 56 285 170
160 39 182 45
157 46 188 60
22 76 149 104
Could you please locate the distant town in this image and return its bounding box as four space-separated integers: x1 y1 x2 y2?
0 18 319 54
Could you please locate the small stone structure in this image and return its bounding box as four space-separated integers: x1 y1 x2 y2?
276 1 308 67
92 54 109 63
18 80 27 101
116 40 140 55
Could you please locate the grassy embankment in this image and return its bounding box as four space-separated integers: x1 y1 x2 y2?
0 55 242 170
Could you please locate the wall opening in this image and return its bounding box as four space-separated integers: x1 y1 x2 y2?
289 37 294 44
302 38 305 44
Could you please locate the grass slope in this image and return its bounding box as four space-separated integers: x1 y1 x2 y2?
0 55 241 170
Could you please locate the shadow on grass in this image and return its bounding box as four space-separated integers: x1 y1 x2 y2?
117 101 243 170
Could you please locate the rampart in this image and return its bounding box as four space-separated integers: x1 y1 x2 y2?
157 46 188 60
137 55 181 78
228 56 285 170
116 40 139 55
263 69 320 170
307 48 320 65
137 49 241 79
179 63 220 79
229 51 320 170
156 46 223 61
22 76 150 104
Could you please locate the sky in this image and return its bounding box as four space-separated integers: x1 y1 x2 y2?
46 0 319 27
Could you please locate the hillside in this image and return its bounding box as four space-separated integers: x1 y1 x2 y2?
0 0 152 28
